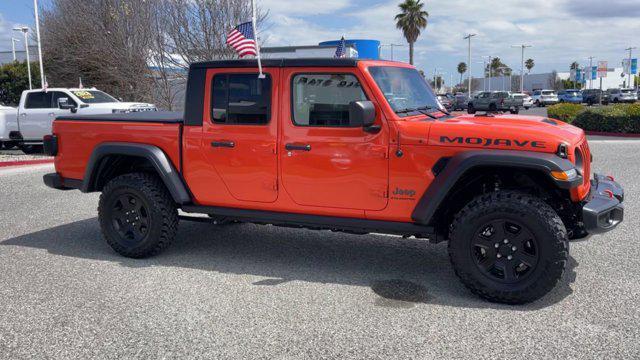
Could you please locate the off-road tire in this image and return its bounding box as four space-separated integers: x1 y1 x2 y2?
99 172 179 258
448 191 568 304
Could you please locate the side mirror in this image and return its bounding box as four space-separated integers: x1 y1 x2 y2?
349 101 377 132
58 98 77 113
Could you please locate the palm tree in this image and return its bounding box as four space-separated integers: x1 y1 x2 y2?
570 61 579 70
457 62 467 85
525 58 535 74
395 0 429 65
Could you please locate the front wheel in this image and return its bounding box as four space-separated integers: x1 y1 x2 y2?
467 104 476 114
448 191 568 304
99 172 179 258
510 107 520 114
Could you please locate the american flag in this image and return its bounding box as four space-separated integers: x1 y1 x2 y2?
226 22 257 58
334 37 346 58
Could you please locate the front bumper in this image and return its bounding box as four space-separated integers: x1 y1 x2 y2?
582 174 624 234
43 173 82 191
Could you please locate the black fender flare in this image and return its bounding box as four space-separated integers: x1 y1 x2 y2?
411 150 580 225
82 142 191 204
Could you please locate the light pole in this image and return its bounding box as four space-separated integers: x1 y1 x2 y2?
512 44 532 93
464 33 476 98
625 47 636 89
34 0 45 88
379 43 404 61
13 27 32 90
11 38 20 61
483 56 493 91
477 60 487 91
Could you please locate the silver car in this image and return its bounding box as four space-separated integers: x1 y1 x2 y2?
532 90 559 107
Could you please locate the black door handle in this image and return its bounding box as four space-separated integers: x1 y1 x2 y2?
285 143 311 151
211 141 235 148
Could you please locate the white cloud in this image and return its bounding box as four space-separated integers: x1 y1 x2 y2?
260 0 640 76
260 0 351 16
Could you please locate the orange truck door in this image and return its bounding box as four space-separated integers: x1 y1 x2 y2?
280 69 389 211
199 68 279 203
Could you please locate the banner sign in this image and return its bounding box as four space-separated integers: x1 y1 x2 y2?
592 66 598 80
623 59 637 75
597 61 608 78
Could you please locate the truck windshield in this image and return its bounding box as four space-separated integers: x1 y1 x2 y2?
72 90 118 104
369 66 440 117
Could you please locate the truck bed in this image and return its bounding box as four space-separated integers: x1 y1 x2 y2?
57 111 183 123
52 113 183 181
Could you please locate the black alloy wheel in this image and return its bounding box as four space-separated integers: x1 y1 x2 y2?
109 192 151 245
471 219 539 284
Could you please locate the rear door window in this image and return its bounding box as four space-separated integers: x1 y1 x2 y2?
211 74 271 125
25 92 52 109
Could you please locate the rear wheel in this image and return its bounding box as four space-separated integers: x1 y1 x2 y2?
448 191 568 304
99 172 179 258
19 145 43 154
510 106 520 114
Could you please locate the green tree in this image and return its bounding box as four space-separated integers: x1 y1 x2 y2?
395 0 429 65
457 62 467 85
485 57 512 77
570 61 580 70
0 61 41 106
525 58 535 74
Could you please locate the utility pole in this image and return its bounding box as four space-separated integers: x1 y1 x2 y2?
477 60 487 91
13 27 32 90
464 33 476 98
625 47 636 89
483 56 493 91
512 44 532 93
11 38 20 61
34 0 45 88
379 43 404 61
587 56 594 90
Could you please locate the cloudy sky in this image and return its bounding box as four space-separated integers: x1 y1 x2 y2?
2 0 639 79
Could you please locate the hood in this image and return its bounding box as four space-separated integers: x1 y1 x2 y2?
425 114 585 153
86 102 156 109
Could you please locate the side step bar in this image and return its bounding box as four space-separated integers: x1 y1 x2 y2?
180 205 437 240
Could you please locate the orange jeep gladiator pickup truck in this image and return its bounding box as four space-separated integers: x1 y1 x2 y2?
43 59 623 304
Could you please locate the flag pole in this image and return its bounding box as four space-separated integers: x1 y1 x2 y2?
251 0 265 78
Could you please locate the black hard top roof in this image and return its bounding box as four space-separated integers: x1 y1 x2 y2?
190 58 360 69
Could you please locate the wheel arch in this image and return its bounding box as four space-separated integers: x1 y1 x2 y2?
82 142 191 205
412 150 579 235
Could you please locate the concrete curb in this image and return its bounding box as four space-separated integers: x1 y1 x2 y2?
585 131 640 138
0 159 54 168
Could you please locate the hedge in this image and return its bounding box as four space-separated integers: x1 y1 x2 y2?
547 103 640 134
547 103 584 123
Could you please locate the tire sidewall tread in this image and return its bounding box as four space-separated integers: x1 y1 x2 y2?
448 191 568 304
98 172 178 258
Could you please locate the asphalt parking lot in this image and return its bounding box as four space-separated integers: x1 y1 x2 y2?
1 138 639 359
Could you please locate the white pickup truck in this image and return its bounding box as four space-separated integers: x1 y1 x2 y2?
0 88 156 153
